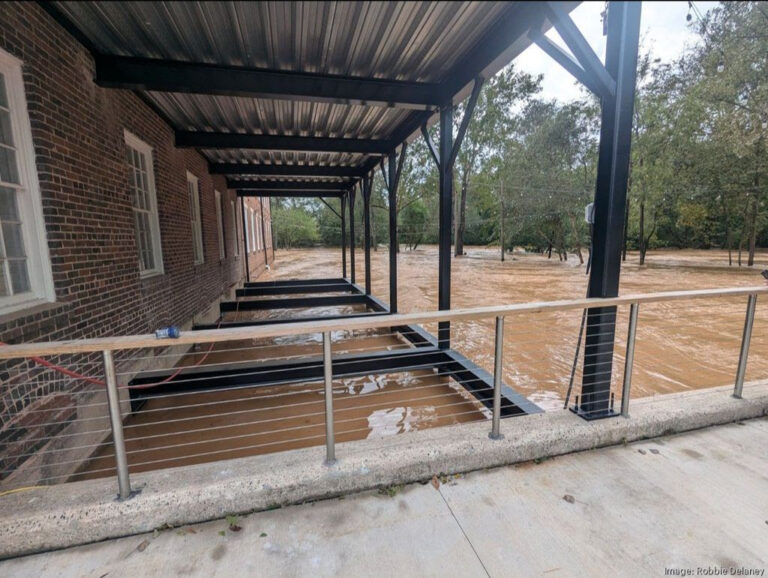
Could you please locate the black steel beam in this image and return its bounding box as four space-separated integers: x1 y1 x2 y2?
230 180 348 192
211 164 365 178
341 195 348 279
221 294 369 312
236 284 357 297
579 2 641 420
349 188 357 284
237 190 344 199
437 105 453 349
195 311 390 330
176 131 391 154
94 54 441 110
129 348 449 404
244 278 347 288
362 175 373 295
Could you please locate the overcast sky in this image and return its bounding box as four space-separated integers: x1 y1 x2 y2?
515 1 720 102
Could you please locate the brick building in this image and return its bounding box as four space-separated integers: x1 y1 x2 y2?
0 2 273 473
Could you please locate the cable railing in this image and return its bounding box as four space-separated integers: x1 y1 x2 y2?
0 285 765 500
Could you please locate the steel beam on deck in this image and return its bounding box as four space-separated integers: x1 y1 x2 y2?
578 2 641 420
195 310 390 330
236 283 358 297
244 278 347 288
176 132 391 154
94 54 441 110
221 294 369 312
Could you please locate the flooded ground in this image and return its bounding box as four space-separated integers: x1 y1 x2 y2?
259 245 768 409
74 246 767 480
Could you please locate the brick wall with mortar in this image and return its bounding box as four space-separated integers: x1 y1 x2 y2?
0 2 273 478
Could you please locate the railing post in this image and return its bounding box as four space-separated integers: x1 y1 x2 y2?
323 331 336 464
733 294 758 399
102 350 131 500
621 303 639 417
490 316 505 440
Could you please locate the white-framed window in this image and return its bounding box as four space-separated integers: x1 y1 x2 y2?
124 130 163 277
250 209 257 253
187 172 204 264
214 190 225 261
0 50 55 315
256 212 263 251
244 205 251 253
231 200 239 257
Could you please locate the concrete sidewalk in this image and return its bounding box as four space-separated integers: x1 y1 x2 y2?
3 418 767 577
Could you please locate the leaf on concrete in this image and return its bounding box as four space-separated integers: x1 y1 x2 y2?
136 539 150 552
563 494 575 504
431 475 440 490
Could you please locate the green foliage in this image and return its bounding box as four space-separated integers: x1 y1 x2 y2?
266 3 767 264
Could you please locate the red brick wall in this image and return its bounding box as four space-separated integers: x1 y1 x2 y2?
243 196 276 279
0 2 271 471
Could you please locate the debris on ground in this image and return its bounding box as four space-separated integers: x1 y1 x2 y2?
563 494 575 504
431 475 440 490
136 540 150 552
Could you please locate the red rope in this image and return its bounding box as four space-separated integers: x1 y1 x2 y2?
0 319 222 390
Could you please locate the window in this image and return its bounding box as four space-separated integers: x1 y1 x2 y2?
244 206 251 253
215 190 225 260
125 131 163 277
187 172 203 264
0 50 54 314
231 200 239 257
250 209 257 253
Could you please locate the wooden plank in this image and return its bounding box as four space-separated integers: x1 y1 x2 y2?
0 286 765 359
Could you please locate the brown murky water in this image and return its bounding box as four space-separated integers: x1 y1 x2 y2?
75 246 767 479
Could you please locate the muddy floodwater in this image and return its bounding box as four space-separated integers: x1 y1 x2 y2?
260 245 768 409
74 246 767 480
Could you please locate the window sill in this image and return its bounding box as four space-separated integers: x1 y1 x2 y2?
0 298 68 325
140 270 165 281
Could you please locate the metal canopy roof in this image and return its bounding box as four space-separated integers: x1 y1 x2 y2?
46 1 578 195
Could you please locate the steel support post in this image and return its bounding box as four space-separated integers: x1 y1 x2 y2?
577 2 641 419
341 195 347 279
259 197 268 264
240 196 250 282
388 153 398 312
620 303 639 417
363 176 372 295
733 294 757 399
323 331 336 464
349 187 356 284
490 316 505 439
102 350 132 500
438 104 453 349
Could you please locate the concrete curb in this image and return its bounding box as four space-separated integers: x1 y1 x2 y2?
1 382 766 559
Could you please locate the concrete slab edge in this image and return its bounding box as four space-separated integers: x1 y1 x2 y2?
1 382 766 559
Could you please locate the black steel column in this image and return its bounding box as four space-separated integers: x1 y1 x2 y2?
341 194 347 279
388 153 398 312
438 105 453 349
259 197 268 264
349 187 356 284
363 176 372 295
240 196 250 282
579 2 641 419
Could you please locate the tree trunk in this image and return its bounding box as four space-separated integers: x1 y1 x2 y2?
499 195 505 262
638 198 645 265
455 172 469 257
622 196 630 262
722 193 732 266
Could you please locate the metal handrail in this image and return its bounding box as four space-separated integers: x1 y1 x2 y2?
0 286 766 359
1 284 764 499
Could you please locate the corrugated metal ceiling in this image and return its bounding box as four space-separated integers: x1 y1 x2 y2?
48 1 559 184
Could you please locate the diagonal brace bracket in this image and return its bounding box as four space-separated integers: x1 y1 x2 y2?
540 2 616 100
